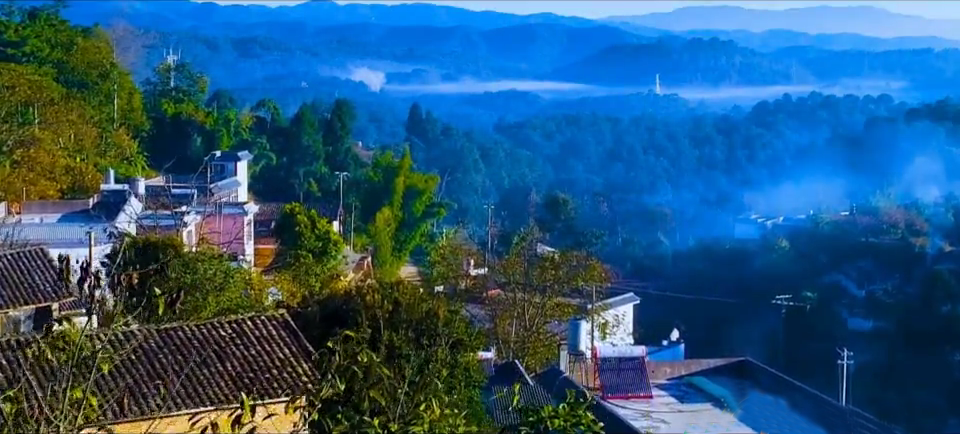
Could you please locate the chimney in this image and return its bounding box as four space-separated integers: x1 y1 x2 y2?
104 168 115 185
558 342 569 373
129 177 146 197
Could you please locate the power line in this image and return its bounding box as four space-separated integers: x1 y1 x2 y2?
608 283 744 303
837 347 854 406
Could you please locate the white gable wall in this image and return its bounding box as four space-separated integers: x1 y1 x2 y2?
568 303 635 354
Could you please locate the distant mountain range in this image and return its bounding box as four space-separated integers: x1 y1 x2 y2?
26 0 958 113
607 5 960 40
58 2 960 52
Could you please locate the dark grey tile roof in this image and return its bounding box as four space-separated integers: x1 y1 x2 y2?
57 297 87 315
484 361 641 434
0 312 320 425
0 247 73 312
485 361 554 428
534 366 640 434
255 202 338 223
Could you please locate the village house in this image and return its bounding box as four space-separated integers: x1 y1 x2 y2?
0 247 93 336
0 312 319 433
0 179 143 275
484 344 903 434
253 201 340 271
127 151 259 267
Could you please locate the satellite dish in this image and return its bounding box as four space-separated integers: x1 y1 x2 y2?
669 327 681 342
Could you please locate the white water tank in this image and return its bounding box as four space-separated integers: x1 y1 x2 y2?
567 318 588 355
130 177 146 196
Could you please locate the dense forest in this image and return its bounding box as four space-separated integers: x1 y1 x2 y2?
3 1 960 433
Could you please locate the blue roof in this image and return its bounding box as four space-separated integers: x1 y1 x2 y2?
0 223 116 248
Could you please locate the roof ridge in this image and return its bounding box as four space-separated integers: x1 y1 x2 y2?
0 311 293 344
126 310 291 332
0 245 49 255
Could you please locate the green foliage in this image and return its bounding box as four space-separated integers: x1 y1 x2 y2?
357 148 446 279
514 390 604 434
487 226 610 371
276 203 346 272
106 235 267 324
273 202 347 304
0 3 146 201
422 229 484 292
0 322 115 434
294 280 489 432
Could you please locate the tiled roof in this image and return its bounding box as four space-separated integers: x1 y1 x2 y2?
485 361 554 428
0 312 320 425
0 247 74 312
255 202 338 222
58 297 88 315
0 223 116 248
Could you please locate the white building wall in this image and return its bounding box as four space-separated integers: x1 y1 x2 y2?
243 215 255 267
114 196 143 235
47 245 113 275
569 304 635 354
235 160 249 203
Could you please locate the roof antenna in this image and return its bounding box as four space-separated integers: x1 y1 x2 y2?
163 47 181 87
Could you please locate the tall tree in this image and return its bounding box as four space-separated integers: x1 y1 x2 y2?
357 148 445 279
140 59 212 171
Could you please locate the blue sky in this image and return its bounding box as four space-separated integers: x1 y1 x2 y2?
208 1 958 20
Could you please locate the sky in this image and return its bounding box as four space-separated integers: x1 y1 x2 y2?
208 1 960 20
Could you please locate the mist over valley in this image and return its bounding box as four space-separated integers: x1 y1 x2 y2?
6 1 960 432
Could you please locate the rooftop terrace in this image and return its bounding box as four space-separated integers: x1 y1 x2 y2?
567 358 901 434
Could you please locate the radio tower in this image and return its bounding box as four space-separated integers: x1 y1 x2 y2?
163 47 181 87
655 73 662 95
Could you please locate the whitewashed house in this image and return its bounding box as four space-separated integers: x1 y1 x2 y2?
567 292 641 355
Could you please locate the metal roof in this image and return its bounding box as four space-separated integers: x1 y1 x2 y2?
0 223 116 248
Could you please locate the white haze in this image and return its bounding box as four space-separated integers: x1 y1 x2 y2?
326 64 910 102
743 179 850 216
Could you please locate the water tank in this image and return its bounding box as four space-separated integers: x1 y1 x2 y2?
567 319 588 355
129 177 146 196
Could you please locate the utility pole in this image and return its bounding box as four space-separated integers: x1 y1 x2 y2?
350 201 356 251
483 204 494 268
335 171 349 235
837 347 854 406
590 285 597 357
87 230 94 267
87 230 95 303
772 294 810 368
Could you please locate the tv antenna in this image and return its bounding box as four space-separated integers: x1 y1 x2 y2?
163 47 181 87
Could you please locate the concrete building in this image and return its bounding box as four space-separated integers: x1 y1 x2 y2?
567 293 641 355
556 354 902 434
0 180 143 275
133 151 260 267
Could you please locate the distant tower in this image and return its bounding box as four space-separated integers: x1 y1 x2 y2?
163 47 181 87
655 73 662 95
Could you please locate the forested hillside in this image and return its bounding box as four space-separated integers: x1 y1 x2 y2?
3 2 960 432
